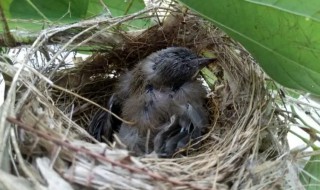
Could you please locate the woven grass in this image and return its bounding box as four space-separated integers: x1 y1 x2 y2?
0 2 303 190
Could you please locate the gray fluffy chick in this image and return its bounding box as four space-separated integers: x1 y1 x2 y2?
89 47 214 157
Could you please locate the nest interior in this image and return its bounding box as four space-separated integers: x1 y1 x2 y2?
0 5 303 190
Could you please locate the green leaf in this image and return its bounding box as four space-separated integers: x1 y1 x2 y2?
1 0 95 31
300 154 320 190
0 0 147 32
10 0 88 20
179 0 320 95
201 67 218 90
104 0 145 16
102 0 149 29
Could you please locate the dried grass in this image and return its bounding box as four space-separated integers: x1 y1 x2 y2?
0 2 303 190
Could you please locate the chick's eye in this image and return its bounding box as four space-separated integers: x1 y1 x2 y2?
183 63 191 70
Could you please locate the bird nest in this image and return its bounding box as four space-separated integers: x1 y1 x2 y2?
0 3 302 190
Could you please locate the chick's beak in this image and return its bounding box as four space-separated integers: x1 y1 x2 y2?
196 58 216 68
190 58 216 79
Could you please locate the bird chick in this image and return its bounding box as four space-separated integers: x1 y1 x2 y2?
89 47 214 157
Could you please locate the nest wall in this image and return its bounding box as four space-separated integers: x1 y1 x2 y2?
0 5 303 190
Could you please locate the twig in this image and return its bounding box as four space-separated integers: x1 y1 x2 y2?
10 127 44 190
286 96 320 110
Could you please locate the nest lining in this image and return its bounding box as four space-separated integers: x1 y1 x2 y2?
0 4 303 190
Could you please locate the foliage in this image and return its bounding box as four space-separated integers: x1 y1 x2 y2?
180 0 320 96
300 154 320 190
0 0 146 31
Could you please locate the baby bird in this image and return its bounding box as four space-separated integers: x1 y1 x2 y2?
89 47 214 157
